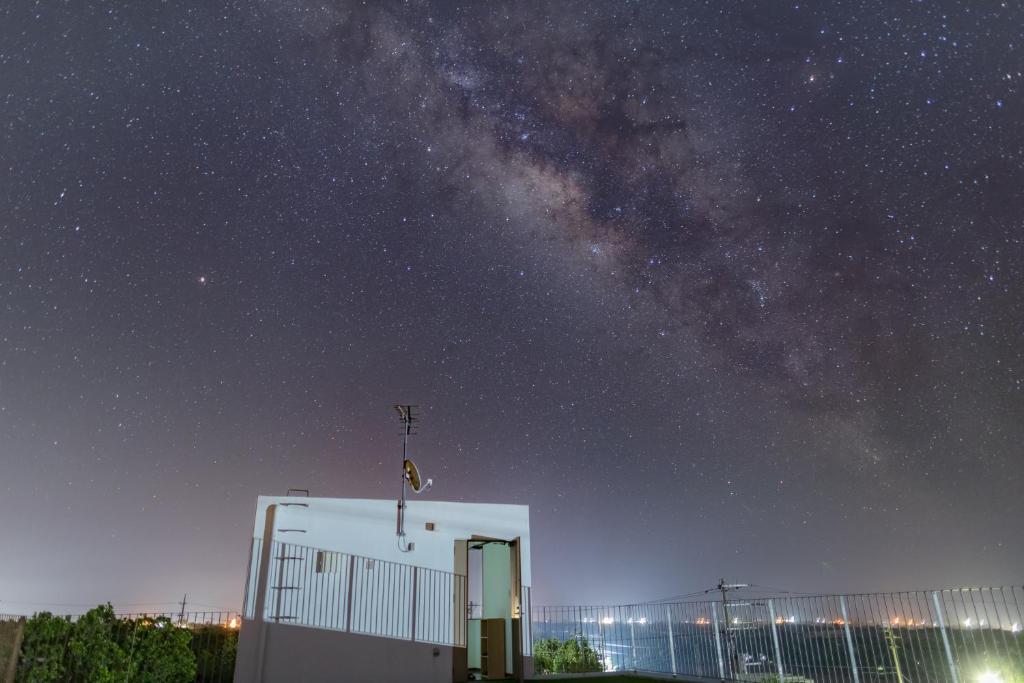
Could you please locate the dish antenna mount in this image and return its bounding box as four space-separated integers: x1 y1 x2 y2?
395 405 431 552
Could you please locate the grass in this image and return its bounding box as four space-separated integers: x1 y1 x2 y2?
527 677 680 682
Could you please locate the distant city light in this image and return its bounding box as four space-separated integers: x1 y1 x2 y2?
228 617 239 629
600 616 614 625
977 670 1003 683
1011 622 1021 633
964 618 974 629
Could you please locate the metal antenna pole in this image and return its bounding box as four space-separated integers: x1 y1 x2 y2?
718 579 748 678
719 579 732 677
886 626 905 683
394 405 417 550
178 593 187 626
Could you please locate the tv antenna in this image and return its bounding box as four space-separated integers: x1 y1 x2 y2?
718 579 749 677
395 405 431 552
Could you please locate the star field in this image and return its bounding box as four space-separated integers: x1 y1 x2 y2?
0 1 1021 612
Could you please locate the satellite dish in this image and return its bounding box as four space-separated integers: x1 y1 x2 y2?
404 459 432 493
393 404 433 552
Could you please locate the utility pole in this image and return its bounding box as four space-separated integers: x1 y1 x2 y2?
885 626 905 683
178 593 187 626
718 579 748 677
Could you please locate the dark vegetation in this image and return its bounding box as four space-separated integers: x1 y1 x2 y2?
11 605 236 683
532 636 603 674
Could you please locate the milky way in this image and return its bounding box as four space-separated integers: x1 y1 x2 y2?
1 2 1021 612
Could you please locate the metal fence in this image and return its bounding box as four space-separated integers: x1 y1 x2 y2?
531 587 1024 682
242 538 468 647
0 610 240 682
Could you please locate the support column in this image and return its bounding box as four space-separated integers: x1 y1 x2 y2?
253 504 277 683
840 596 861 683
666 605 677 675
768 600 785 682
932 591 960 683
712 606 726 680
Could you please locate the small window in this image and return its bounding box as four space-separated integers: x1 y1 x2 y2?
315 550 341 573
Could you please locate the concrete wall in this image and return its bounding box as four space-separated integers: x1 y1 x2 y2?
244 496 532 620
251 496 532 576
235 622 453 683
238 497 533 681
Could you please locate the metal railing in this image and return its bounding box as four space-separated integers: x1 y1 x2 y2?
242 538 468 647
532 587 1024 682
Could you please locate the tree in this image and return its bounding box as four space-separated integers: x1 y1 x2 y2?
192 624 237 683
65 604 130 682
532 635 603 674
532 638 561 674
16 606 198 683
551 636 602 673
125 616 196 683
16 612 72 683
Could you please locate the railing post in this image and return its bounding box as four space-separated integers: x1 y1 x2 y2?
253 505 277 683
629 608 637 670
768 599 785 681
840 596 861 683
666 605 677 675
345 555 356 632
712 605 726 680
932 591 961 683
410 566 419 642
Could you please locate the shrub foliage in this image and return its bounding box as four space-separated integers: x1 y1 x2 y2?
532 635 603 673
16 604 198 683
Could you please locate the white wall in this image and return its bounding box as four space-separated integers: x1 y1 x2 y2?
252 497 532 581
250 496 530 582
243 496 531 645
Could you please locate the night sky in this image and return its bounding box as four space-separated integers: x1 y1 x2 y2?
1 1 1022 615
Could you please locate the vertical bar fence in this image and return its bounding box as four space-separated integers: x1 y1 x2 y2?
530 586 1024 682
4 542 1021 683
241 538 468 647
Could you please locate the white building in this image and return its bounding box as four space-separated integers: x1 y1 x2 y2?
235 495 533 682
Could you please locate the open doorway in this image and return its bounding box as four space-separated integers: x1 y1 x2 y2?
457 538 522 682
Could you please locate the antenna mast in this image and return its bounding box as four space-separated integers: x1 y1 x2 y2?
718 579 748 678
395 405 418 551
178 593 187 626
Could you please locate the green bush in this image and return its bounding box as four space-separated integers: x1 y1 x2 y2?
66 605 129 682
125 616 196 683
533 635 603 674
192 624 237 683
532 637 561 674
16 612 72 683
16 605 197 683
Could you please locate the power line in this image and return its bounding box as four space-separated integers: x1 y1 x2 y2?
0 599 179 607
0 598 238 611
745 583 821 596
648 587 720 603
